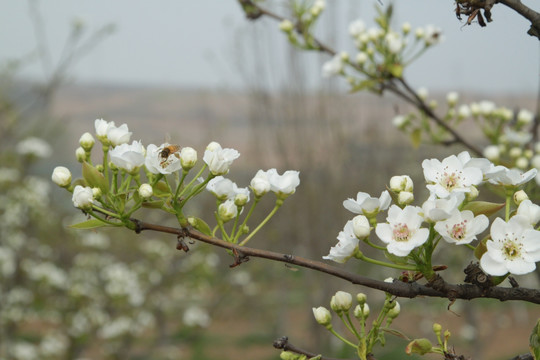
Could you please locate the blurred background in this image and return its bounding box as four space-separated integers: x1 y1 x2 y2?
1 0 539 359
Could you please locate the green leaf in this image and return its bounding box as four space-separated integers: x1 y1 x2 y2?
69 219 111 229
188 217 212 236
152 181 171 197
474 236 489 260
410 128 422 148
82 162 108 194
72 178 88 188
141 200 165 209
530 318 540 360
388 63 403 78
350 79 377 93
462 201 504 217
382 328 410 340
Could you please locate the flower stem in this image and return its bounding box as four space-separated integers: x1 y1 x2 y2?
238 201 281 246
356 252 417 271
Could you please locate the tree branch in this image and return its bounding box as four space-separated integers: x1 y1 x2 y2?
498 0 540 39
131 218 540 305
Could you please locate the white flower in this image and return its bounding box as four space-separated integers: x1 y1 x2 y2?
517 109 534 125
457 151 494 177
109 140 145 173
352 215 370 239
384 32 404 54
250 169 272 197
51 166 72 187
422 154 483 198
323 220 359 263
218 199 238 222
322 53 344 77
434 209 488 245
279 19 294 32
145 143 182 174
16 137 52 158
424 25 443 45
478 100 496 116
355 52 368 65
480 216 540 276
95 118 114 138
421 193 464 222
79 132 95 151
233 186 250 206
203 142 240 175
331 291 353 312
504 128 533 145
349 19 366 37
416 87 429 100
180 147 197 169
267 168 300 198
72 185 94 210
389 175 413 193
375 205 429 257
343 190 391 216
398 191 414 205
183 306 210 327
138 183 153 199
485 166 537 187
457 104 471 118
483 145 500 162
392 115 408 129
516 200 540 226
206 176 235 200
107 123 132 146
312 306 332 326
446 91 459 106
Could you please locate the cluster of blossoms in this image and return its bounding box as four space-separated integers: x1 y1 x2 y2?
325 151 540 277
393 90 540 187
52 119 300 246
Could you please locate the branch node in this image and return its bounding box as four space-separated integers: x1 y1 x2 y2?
273 336 289 350
230 248 250 268
176 235 190 252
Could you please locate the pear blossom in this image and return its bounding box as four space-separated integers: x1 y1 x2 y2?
95 119 114 139
79 132 95 151
375 205 429 257
331 291 352 312
109 141 145 173
349 19 366 37
107 123 132 146
138 183 153 199
517 109 534 125
51 166 72 187
343 190 391 216
312 307 332 326
421 193 464 222
267 169 300 197
389 175 413 193
206 176 236 200
446 91 459 106
250 169 272 197
504 128 533 145
384 32 404 54
75 147 86 162
480 216 540 276
434 209 488 245
457 151 494 177
355 52 368 65
203 142 240 175
457 104 471 118
323 220 359 263
218 199 238 222
516 200 540 226
422 154 483 198
16 137 52 158
145 143 182 174
485 166 537 187
233 186 250 206
483 145 500 162
72 185 94 210
279 19 294 32
183 306 210 327
352 215 370 239
180 147 197 169
424 25 443 45
322 53 344 77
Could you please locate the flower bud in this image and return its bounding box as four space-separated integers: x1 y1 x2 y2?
516 157 528 170
218 199 237 222
79 132 95 152
353 304 369 319
76 147 86 162
483 145 500 162
92 187 102 199
330 291 352 313
72 185 94 210
387 301 400 319
352 215 370 239
356 293 367 305
234 193 249 207
279 19 294 33
312 306 332 327
139 183 153 199
416 87 428 101
446 91 458 107
509 147 522 158
398 191 414 205
517 109 534 125
514 190 529 205
432 323 442 335
402 22 411 34
355 52 368 65
465 186 479 201
52 166 72 187
389 175 413 193
180 147 197 170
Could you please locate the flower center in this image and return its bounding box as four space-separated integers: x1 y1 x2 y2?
393 223 411 242
449 220 468 241
503 240 522 260
441 169 462 191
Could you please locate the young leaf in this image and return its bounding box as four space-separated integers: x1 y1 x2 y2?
82 162 108 194
188 217 212 236
462 201 504 217
530 319 540 360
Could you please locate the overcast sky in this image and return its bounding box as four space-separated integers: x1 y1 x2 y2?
1 0 538 94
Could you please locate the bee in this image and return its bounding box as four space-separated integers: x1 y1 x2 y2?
159 144 181 167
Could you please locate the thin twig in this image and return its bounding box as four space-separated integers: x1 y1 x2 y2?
131 218 540 304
